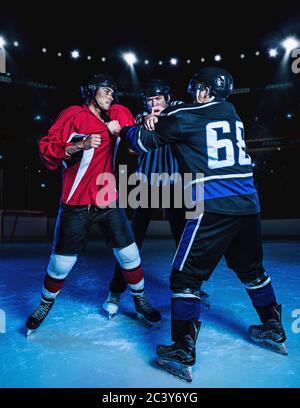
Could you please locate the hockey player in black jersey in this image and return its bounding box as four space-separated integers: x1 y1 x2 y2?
121 67 287 382
103 79 209 321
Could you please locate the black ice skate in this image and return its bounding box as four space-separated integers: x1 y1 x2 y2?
26 297 55 336
102 291 121 319
156 337 195 382
249 304 288 355
133 294 161 327
156 320 201 382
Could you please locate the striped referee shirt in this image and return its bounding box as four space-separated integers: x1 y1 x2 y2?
136 100 183 186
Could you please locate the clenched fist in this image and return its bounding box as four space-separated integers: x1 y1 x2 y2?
107 120 121 136
65 134 101 157
83 134 102 149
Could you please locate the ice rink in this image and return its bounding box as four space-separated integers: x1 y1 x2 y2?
0 239 299 388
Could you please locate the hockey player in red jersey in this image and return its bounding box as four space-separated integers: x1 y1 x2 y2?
26 74 161 335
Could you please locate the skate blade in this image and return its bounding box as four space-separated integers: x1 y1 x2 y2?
108 313 116 320
26 328 36 337
137 313 161 328
157 357 192 382
102 303 118 316
251 336 288 356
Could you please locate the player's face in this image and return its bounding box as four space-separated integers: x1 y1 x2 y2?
146 95 169 115
95 87 114 110
196 87 212 104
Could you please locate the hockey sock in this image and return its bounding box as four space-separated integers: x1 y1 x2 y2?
171 296 201 342
42 273 66 300
121 264 144 296
246 281 277 308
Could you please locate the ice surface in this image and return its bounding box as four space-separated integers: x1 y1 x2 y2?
0 239 299 388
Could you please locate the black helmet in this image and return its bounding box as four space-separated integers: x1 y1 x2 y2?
141 79 172 111
80 73 118 105
141 79 172 99
188 66 234 101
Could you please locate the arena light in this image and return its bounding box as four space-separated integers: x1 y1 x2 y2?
123 52 137 66
101 57 106 62
13 41 19 47
201 57 205 62
214 54 222 62
71 50 80 59
0 37 6 48
57 52 62 57
255 51 260 56
144 59 149 65
240 54 245 59
170 57 178 65
281 37 299 52
87 55 92 60
268 48 278 58
158 60 163 65
42 48 47 53
186 59 191 64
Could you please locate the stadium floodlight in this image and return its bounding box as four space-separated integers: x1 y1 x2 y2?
71 50 80 59
123 52 137 66
281 37 299 52
0 37 6 48
268 48 278 58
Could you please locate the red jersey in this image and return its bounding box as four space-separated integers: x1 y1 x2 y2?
39 104 135 206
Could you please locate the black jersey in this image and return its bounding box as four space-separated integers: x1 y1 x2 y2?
124 101 260 215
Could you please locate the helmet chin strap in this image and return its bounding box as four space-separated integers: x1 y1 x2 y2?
196 89 215 104
196 89 201 103
89 98 109 122
92 97 102 115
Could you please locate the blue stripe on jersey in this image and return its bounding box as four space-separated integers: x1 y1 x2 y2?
150 149 159 185
164 145 169 175
158 146 163 174
137 145 179 186
192 177 257 201
171 298 201 320
137 154 147 182
170 145 174 175
174 153 179 174
126 127 141 153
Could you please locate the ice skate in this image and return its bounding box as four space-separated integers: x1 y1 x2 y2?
249 304 288 355
102 291 121 319
156 337 195 382
133 294 161 327
26 297 55 336
157 356 193 382
156 320 200 382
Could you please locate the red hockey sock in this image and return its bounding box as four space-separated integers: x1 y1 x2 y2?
43 273 66 294
121 265 144 293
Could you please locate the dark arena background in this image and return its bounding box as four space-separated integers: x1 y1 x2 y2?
0 4 300 401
